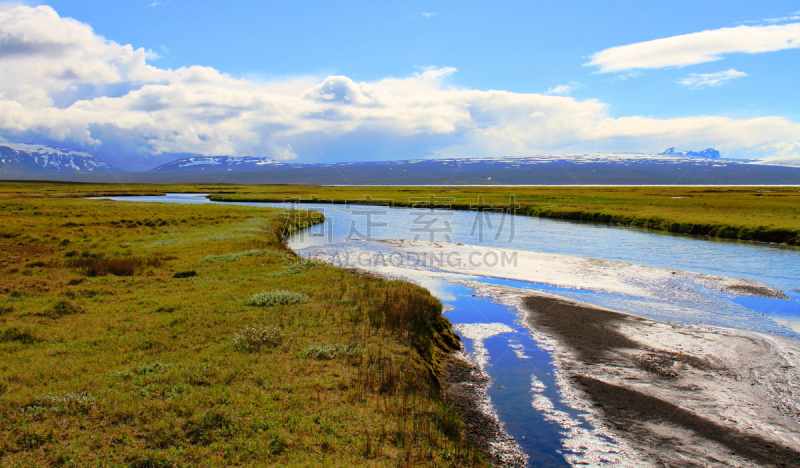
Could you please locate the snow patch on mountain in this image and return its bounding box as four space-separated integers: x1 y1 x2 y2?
151 156 287 171
0 144 118 173
659 147 721 159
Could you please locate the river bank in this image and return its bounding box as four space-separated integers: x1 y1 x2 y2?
0 192 489 467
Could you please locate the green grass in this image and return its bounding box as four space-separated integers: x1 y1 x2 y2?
200 249 276 263
0 189 482 467
4 180 799 244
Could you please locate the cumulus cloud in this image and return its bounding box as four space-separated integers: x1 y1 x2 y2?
679 69 748 88
546 82 581 95
0 5 799 169
587 23 800 72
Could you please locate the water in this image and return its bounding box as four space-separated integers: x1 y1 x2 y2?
100 194 800 465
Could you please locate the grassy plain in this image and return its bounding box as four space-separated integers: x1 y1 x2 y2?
0 186 482 467
5 181 800 244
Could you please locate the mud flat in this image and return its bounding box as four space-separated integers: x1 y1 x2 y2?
375 240 787 300
471 282 800 466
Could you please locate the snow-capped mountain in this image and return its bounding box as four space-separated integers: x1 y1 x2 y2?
659 147 721 159
137 151 800 185
151 156 292 173
0 144 119 173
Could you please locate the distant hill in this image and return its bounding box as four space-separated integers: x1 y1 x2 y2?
0 144 119 174
659 147 721 159
2 148 800 185
135 153 798 185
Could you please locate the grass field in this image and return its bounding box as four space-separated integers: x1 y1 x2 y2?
4 181 799 245
0 187 484 467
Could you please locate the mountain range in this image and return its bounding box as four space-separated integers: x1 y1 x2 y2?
2 143 799 185
0 144 119 174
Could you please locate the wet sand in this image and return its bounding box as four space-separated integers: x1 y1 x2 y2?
523 295 800 467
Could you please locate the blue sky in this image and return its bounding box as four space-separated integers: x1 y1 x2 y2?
2 1 800 169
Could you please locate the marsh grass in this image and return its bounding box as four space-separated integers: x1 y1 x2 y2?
0 327 39 344
0 185 484 467
298 342 365 360
67 255 164 277
267 258 329 278
199 248 276 263
246 290 310 307
37 300 84 319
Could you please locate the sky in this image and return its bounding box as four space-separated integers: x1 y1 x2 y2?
1 1 799 170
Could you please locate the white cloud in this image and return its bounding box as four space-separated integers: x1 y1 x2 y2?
421 12 436 18
0 5 799 169
148 2 163 7
546 82 581 95
740 12 800 25
758 141 800 166
587 23 800 72
679 69 748 88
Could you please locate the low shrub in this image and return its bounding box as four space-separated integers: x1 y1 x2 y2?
22 392 95 416
185 409 234 445
233 325 284 353
246 290 310 307
298 343 365 360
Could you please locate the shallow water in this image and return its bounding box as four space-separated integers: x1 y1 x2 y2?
101 194 800 466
